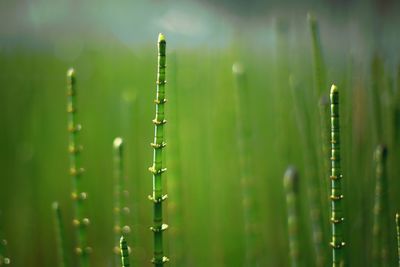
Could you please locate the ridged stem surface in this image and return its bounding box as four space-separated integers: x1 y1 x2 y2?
113 138 131 266
120 236 130 267
329 84 345 267
67 68 90 267
149 33 169 267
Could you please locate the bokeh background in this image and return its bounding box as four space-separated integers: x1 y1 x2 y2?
1 0 400 266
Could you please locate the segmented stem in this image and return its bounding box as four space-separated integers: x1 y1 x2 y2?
329 84 345 267
372 145 389 267
232 62 259 266
52 202 68 267
67 68 91 267
148 33 169 266
113 138 131 265
120 236 130 267
284 166 301 267
396 213 400 267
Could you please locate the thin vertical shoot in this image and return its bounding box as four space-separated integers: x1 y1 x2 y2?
120 236 130 267
113 138 131 266
329 84 345 267
67 68 91 267
284 166 301 267
148 33 169 266
52 202 68 267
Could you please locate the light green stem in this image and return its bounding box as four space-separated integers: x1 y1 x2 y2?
396 213 400 267
232 62 259 266
283 166 301 267
372 145 389 267
67 68 90 267
120 236 130 267
329 84 345 267
148 33 169 267
52 202 68 267
113 138 131 266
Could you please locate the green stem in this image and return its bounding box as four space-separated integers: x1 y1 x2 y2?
113 138 131 266
283 166 301 267
148 33 169 267
232 62 259 266
67 68 91 267
372 145 389 267
396 213 400 267
289 77 324 267
52 202 68 267
120 236 130 267
329 84 345 267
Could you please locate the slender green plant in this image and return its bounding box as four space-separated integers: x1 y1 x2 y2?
289 76 324 267
396 213 400 267
120 236 130 267
113 137 131 266
283 166 301 267
52 202 68 267
372 145 389 267
308 15 330 257
329 84 345 267
232 62 260 266
148 33 169 266
66 68 91 267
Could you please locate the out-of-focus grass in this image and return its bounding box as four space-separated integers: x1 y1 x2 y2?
0 17 399 267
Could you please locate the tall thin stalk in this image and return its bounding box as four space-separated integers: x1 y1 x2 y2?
329 84 345 267
372 145 389 267
120 236 130 267
283 166 301 267
113 137 131 266
289 77 324 267
308 16 330 260
396 213 400 267
232 62 259 266
148 33 169 266
67 68 91 267
52 202 68 267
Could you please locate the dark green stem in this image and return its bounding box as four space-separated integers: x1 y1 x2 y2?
396 213 400 267
52 202 68 267
148 33 169 266
113 137 131 266
0 213 10 266
120 236 130 267
67 68 91 267
283 166 301 267
329 84 345 267
372 145 389 267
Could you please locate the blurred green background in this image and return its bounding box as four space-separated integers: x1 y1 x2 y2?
1 0 400 266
